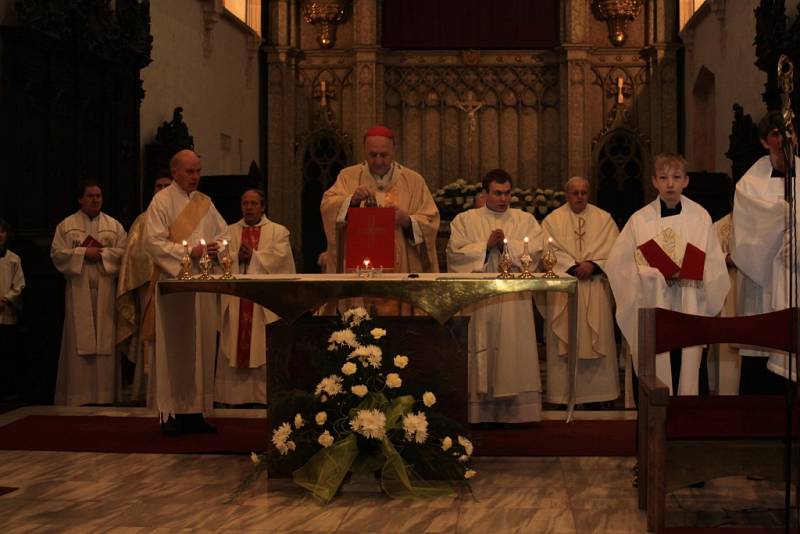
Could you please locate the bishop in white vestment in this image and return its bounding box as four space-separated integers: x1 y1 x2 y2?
731 112 800 383
52 182 127 405
539 177 620 405
607 155 729 395
217 189 295 404
447 169 544 422
144 150 230 429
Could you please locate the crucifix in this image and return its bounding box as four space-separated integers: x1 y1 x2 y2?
456 91 484 180
611 76 631 105
313 79 335 108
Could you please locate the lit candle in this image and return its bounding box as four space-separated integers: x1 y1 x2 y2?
363 258 371 269
200 239 207 257
523 236 529 244
222 239 228 254
182 239 188 253
503 238 508 244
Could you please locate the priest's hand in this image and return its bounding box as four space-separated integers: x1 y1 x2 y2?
85 246 103 263
393 206 411 230
239 243 253 264
190 244 204 259
206 242 220 259
573 261 595 280
486 229 505 252
351 186 376 207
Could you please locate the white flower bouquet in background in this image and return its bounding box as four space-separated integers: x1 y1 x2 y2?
433 178 564 220
246 307 475 503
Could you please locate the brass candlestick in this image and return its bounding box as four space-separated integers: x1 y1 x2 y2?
177 240 193 280
541 239 558 279
218 240 234 280
196 240 212 280
497 239 515 279
519 238 535 279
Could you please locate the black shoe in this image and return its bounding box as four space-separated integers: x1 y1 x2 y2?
161 416 184 436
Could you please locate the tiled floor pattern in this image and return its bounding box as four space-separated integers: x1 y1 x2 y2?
0 450 793 533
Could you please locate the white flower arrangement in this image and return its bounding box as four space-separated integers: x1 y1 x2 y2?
249 307 476 504
434 178 564 220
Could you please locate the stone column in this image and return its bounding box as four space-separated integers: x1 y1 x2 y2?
266 0 301 249
560 0 591 181
643 0 680 155
352 0 382 161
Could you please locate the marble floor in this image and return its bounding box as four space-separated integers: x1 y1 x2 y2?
0 407 793 533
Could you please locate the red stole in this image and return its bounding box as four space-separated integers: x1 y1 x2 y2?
235 225 262 368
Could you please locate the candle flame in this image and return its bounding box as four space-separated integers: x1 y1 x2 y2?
523 236 529 243
503 238 508 244
200 239 206 245
182 240 187 246
548 237 553 243
222 240 228 246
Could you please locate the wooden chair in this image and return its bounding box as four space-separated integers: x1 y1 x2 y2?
637 307 800 533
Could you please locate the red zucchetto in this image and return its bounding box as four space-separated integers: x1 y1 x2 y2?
363 125 395 142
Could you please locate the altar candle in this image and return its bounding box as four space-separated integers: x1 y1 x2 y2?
503 238 508 244
523 236 529 244
222 239 228 255
182 239 188 253
200 239 207 256
363 258 371 269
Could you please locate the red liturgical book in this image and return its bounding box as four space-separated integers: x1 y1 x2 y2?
679 243 705 280
345 207 396 269
81 235 104 248
638 239 681 279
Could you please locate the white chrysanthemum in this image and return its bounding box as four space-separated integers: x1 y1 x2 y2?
402 412 429 443
327 328 359 350
422 391 436 407
393 355 409 368
458 435 474 456
349 409 386 440
464 469 477 479
385 373 402 389
272 422 294 455
315 411 327 425
341 362 357 376
351 384 368 397
294 413 304 429
441 436 452 451
250 452 261 464
370 327 387 339
318 430 334 448
342 307 371 327
314 374 344 399
349 344 382 368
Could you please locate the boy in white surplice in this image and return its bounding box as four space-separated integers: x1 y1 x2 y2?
606 154 729 396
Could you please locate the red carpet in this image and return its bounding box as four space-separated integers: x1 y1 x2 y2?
469 420 636 456
0 416 267 454
0 415 635 456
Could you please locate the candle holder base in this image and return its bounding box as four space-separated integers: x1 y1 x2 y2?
541 270 559 279
496 271 516 279
518 270 535 279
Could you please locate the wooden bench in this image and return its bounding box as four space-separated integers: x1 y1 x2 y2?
637 307 800 532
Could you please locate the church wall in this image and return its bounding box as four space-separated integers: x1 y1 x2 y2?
680 0 800 174
140 0 261 176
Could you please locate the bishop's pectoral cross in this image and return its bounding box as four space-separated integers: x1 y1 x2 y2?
574 217 586 253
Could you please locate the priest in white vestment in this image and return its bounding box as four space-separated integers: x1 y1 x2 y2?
538 177 620 405
321 125 440 314
116 175 172 404
607 154 729 396
709 213 742 394
217 189 295 405
144 150 230 434
731 111 800 384
0 219 25 397
447 169 544 422
52 181 127 405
